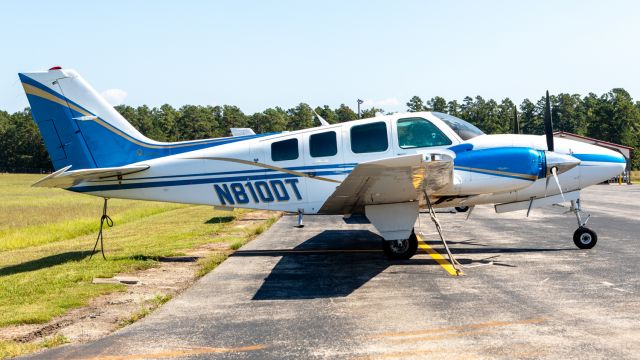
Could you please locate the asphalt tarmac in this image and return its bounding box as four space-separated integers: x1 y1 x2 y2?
25 185 640 359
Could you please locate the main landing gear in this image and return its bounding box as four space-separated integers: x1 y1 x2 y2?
382 231 418 260
380 194 463 275
570 199 597 249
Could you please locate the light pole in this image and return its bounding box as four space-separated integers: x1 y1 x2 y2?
357 99 364 118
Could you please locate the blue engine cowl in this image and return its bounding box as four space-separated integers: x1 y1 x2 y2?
453 147 546 181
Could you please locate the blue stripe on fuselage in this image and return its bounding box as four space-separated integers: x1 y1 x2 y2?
71 169 350 193
573 153 625 163
97 163 359 182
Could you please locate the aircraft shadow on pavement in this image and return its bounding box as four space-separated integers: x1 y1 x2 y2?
236 229 565 300
244 229 396 300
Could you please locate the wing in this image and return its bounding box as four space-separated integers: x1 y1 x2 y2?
318 154 453 215
33 164 150 189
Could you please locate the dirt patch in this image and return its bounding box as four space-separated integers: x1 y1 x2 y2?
0 210 280 346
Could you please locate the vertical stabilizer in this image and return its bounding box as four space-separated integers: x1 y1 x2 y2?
20 68 250 170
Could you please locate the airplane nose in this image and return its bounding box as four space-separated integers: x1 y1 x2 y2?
575 143 627 186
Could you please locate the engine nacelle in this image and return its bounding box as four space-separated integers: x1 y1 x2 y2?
445 147 545 195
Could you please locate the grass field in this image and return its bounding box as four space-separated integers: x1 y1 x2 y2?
0 174 278 358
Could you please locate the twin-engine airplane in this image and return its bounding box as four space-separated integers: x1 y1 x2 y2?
20 67 626 265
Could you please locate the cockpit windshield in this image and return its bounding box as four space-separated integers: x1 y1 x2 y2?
431 112 485 140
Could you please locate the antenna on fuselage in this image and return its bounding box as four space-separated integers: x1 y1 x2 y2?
312 108 330 127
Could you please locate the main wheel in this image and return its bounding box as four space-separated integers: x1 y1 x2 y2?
382 231 418 260
573 227 597 249
455 206 469 213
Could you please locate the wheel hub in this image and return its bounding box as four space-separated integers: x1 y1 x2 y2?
389 239 409 253
579 233 592 244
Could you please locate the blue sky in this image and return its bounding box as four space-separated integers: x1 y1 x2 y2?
1 0 639 114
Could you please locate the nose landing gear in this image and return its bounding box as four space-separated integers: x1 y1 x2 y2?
570 199 597 249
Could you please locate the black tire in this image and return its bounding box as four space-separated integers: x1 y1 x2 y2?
573 227 597 249
455 206 469 213
382 231 418 260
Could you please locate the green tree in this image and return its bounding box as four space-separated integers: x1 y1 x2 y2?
335 104 358 122
287 103 314 130
152 104 179 141
249 107 289 133
175 105 218 140
495 98 515 134
553 93 585 135
221 105 247 133
447 100 460 116
406 96 426 112
519 98 543 135
427 96 447 112
360 107 384 118
1 109 50 171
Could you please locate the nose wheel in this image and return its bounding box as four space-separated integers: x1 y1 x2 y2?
569 199 597 249
573 227 597 249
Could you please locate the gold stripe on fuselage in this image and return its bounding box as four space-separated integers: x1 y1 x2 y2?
454 165 538 180
192 157 343 184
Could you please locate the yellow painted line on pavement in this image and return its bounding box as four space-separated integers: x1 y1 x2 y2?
415 234 463 276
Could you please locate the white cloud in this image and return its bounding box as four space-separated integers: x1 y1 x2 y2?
361 97 401 108
101 88 128 106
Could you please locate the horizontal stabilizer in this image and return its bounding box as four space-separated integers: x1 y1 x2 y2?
33 164 150 189
230 128 256 137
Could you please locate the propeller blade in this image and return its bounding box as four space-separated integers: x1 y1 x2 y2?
544 90 554 151
551 167 566 202
545 176 550 197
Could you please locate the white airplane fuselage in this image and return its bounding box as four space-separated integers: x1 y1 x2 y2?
70 114 625 213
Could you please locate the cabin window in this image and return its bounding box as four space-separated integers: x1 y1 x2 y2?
309 131 337 157
397 117 452 149
351 122 389 153
271 138 299 161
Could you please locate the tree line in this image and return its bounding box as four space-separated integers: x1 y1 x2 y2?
1 88 638 173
